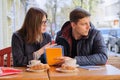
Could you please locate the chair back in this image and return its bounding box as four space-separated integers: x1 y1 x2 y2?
0 47 12 67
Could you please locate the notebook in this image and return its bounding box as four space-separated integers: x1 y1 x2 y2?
80 66 104 70
46 48 62 65
0 67 22 76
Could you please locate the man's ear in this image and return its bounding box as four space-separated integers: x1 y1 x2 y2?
71 22 74 28
71 22 75 29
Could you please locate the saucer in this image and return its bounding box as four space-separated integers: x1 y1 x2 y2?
75 64 79 67
27 63 42 67
63 64 79 67
26 68 47 72
27 64 33 67
56 68 78 73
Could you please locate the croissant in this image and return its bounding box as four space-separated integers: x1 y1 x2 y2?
30 63 50 70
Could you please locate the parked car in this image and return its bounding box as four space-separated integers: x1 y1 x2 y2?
107 28 120 53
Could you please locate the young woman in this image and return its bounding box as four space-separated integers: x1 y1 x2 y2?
12 7 53 67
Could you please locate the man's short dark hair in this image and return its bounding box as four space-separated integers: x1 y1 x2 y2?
70 7 91 22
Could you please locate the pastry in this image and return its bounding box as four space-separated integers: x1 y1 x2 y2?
30 63 50 70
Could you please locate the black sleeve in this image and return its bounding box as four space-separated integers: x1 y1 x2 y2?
12 33 28 67
75 31 108 66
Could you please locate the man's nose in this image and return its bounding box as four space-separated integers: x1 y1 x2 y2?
86 24 90 29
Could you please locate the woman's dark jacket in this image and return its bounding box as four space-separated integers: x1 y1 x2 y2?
56 21 108 66
12 32 51 67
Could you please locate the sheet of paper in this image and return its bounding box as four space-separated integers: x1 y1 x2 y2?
80 66 104 70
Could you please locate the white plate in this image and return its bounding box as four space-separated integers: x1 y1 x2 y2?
26 68 47 72
27 63 43 67
27 64 39 67
63 64 79 67
56 68 78 73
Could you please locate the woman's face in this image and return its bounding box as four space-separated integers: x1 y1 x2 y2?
40 15 47 33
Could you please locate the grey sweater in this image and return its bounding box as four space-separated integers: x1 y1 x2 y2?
12 32 51 67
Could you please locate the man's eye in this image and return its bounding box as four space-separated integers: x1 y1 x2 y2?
80 23 85 25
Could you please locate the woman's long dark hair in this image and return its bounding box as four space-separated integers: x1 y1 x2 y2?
18 7 47 44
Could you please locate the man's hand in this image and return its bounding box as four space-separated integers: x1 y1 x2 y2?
54 56 72 66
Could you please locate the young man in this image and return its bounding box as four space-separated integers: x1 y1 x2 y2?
55 7 108 66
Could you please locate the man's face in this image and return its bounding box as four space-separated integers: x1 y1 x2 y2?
71 17 90 37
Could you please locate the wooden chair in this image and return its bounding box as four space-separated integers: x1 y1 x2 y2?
0 47 12 67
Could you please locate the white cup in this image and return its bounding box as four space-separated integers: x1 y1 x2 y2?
64 59 77 67
29 60 41 66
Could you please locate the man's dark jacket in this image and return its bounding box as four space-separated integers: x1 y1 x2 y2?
56 21 108 66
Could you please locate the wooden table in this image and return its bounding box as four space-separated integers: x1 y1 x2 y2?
0 65 120 80
49 65 120 80
0 67 49 80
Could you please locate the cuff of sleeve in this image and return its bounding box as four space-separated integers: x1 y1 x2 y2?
33 52 41 60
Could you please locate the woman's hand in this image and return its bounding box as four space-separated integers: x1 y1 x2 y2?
37 42 57 55
33 42 57 59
